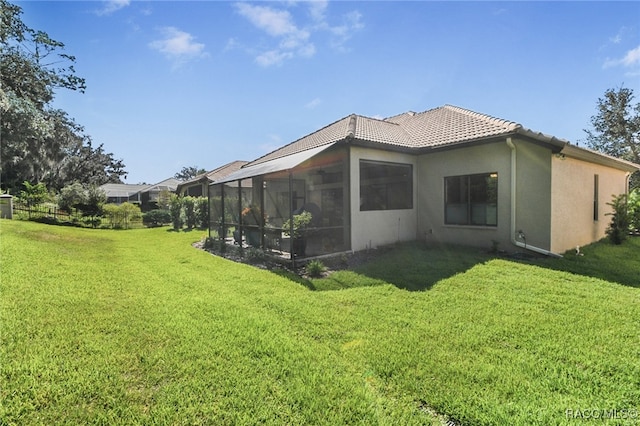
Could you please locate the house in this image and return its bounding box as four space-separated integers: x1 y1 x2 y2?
101 183 150 205
139 178 182 209
176 161 248 197
208 105 639 260
100 177 181 210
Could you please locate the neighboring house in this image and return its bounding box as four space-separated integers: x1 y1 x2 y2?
209 105 639 260
176 161 248 197
100 177 181 210
100 183 150 205
139 178 181 208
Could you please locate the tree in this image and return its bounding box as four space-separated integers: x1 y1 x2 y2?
182 196 197 230
19 181 48 207
0 0 126 192
628 188 640 233
169 194 183 231
584 86 640 190
78 185 106 227
58 182 86 213
174 166 206 181
605 193 629 244
195 197 209 229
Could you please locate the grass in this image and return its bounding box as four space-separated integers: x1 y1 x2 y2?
307 238 640 291
1 220 639 425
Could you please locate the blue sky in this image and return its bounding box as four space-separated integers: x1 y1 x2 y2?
17 1 640 184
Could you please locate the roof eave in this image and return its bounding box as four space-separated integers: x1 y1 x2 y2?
560 144 640 172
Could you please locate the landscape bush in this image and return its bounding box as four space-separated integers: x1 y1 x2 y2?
142 209 171 227
101 202 142 229
306 260 326 277
605 193 629 244
628 188 640 233
169 195 183 231
183 196 197 230
196 197 209 229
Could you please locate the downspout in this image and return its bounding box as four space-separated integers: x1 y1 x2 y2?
506 137 562 257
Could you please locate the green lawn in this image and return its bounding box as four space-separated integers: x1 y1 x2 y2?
1 220 639 425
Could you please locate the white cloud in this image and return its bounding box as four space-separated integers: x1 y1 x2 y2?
609 26 631 44
326 10 364 51
621 45 640 66
604 45 640 69
305 98 321 109
233 2 363 67
235 3 298 37
235 3 315 67
224 37 242 52
256 50 293 67
149 27 207 67
96 0 130 16
308 0 328 23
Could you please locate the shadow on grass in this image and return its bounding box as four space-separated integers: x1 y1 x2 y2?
530 236 640 289
270 269 316 290
285 237 640 292
166 227 207 233
303 242 495 292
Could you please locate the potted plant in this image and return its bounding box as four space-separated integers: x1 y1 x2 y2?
241 205 263 247
283 211 312 256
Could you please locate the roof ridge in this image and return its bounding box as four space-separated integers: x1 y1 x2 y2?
208 160 248 174
443 104 521 131
383 111 416 121
243 114 354 168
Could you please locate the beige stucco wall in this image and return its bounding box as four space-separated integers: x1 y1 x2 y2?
349 146 418 251
418 141 512 251
512 140 553 251
350 138 631 256
417 139 553 253
550 155 629 253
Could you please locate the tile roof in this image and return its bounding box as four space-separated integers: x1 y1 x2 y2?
141 178 182 193
206 160 249 182
177 161 249 191
100 183 150 198
245 105 530 167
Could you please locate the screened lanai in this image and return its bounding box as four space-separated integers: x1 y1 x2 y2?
208 145 351 263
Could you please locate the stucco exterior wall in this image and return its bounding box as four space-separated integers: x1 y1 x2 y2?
512 140 553 251
417 141 512 250
417 139 553 253
349 146 418 251
550 155 629 253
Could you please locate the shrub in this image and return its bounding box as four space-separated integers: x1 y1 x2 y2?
606 193 629 244
195 197 209 229
143 209 171 227
58 182 86 213
19 181 49 207
202 236 218 250
102 202 142 229
306 260 326 278
243 247 265 263
628 188 640 233
82 185 107 220
183 196 197 230
169 195 183 231
283 211 313 238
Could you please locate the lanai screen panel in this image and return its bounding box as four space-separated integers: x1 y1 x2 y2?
263 146 350 257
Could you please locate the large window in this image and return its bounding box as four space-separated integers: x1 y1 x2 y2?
360 160 413 211
445 173 497 226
